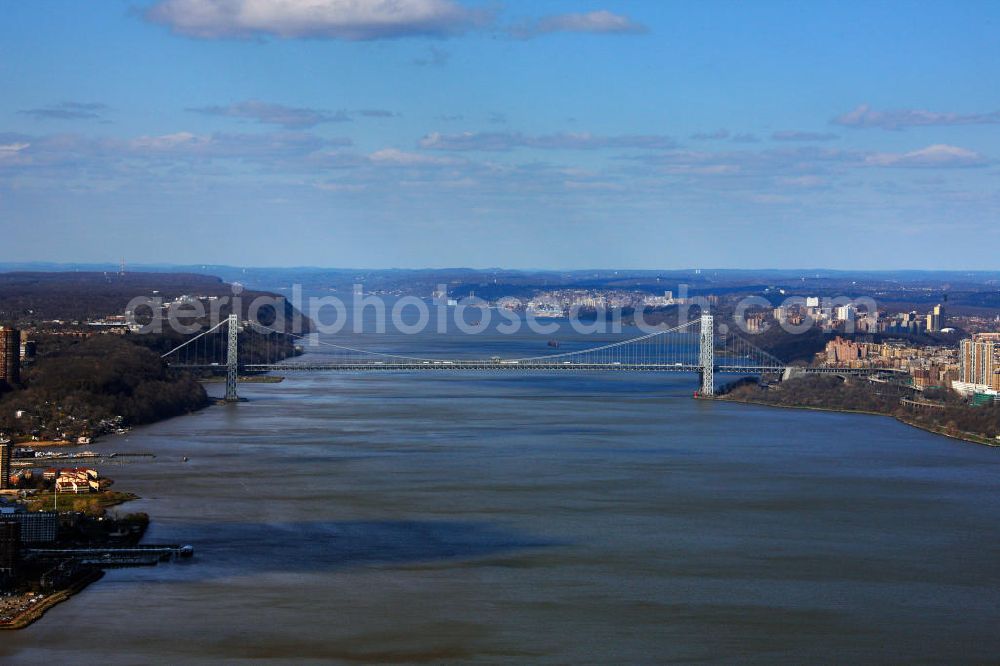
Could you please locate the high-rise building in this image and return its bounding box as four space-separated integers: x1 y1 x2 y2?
0 326 20 386
891 311 923 333
959 337 996 386
835 304 856 322
0 443 10 490
19 330 35 361
825 336 869 365
925 304 946 333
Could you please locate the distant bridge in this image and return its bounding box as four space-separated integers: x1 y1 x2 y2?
162 314 903 401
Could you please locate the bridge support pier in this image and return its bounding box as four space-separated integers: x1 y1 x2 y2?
699 314 714 396
225 314 239 402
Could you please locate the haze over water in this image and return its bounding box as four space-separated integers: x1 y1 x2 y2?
3 318 1000 663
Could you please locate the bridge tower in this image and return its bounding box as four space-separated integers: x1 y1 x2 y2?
225 314 239 402
699 313 714 396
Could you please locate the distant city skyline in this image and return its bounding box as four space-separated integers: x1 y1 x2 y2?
1 0 999 269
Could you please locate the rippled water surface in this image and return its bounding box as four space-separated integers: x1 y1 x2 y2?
3 325 1000 663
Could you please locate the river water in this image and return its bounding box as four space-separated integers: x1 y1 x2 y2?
3 313 1000 663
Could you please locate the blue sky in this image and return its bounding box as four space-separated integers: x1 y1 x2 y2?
1 0 998 269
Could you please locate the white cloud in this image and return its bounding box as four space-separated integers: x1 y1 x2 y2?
129 131 206 151
123 131 349 160
690 129 730 141
512 10 647 38
419 131 675 151
0 142 30 160
777 175 827 188
834 104 1000 130
633 143 991 175
188 100 351 128
864 144 988 168
0 130 351 178
315 181 367 192
19 101 108 121
630 147 855 176
772 130 839 142
146 0 489 40
188 101 398 127
368 148 458 165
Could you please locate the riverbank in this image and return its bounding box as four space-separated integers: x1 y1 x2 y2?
9 439 88 449
0 569 105 631
24 489 139 514
2 469 149 630
714 395 1000 448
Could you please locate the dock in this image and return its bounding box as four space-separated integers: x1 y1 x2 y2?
25 544 194 566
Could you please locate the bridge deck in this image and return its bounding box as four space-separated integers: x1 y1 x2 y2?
169 362 904 376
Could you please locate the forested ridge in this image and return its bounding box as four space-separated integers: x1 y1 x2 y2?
726 376 1000 441
0 335 208 439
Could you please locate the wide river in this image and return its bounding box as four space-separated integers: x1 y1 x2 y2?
3 312 1000 663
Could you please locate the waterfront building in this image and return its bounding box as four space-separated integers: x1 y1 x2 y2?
0 443 10 490
44 467 99 486
0 325 19 386
20 512 58 542
959 337 996 386
0 520 20 582
0 506 58 543
54 468 99 494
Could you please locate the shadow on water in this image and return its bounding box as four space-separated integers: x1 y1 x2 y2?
160 520 558 578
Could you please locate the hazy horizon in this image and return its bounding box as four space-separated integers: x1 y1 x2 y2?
0 260 1000 276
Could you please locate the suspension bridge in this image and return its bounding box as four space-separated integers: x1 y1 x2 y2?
160 314 894 401
161 314 784 399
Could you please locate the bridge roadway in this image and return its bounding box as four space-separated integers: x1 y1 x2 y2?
245 362 777 373
173 361 903 375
